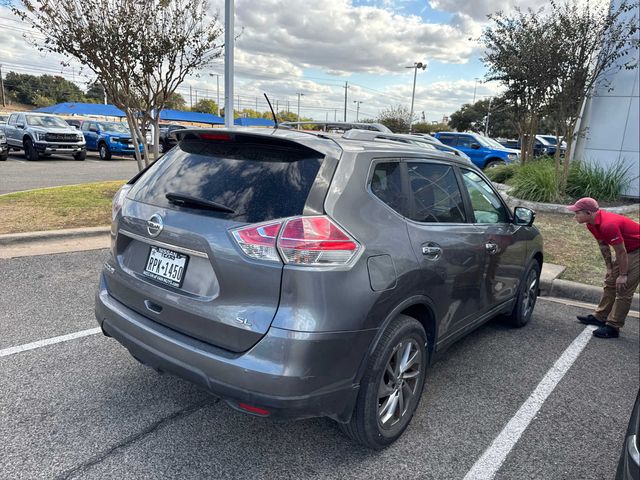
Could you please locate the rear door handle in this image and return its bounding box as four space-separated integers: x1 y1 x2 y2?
422 244 442 260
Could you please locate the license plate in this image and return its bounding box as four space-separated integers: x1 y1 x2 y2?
143 246 188 287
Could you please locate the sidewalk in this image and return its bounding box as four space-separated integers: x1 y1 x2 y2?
1 226 638 314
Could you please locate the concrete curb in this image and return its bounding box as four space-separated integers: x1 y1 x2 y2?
0 226 110 246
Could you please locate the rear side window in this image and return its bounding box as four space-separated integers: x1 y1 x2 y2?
371 161 406 216
407 163 466 223
129 140 324 223
456 136 476 148
437 135 456 146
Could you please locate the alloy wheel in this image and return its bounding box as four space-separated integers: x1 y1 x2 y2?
521 268 538 320
377 339 422 430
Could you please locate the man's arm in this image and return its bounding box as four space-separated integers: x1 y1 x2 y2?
598 241 613 277
611 243 629 292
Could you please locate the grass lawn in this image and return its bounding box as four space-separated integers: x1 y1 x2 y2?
0 181 125 234
0 181 637 288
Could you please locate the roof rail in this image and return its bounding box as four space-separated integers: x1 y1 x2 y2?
280 121 391 133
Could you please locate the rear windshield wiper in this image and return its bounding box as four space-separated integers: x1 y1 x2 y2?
166 192 235 214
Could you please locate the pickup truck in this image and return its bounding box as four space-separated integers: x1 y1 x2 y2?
80 120 142 160
4 112 86 161
434 131 520 169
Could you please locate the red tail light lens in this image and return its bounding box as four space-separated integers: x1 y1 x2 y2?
198 132 232 141
278 216 360 266
231 221 282 262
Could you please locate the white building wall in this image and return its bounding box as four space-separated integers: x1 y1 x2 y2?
573 1 640 198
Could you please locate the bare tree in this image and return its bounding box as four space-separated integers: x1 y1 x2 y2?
15 0 223 170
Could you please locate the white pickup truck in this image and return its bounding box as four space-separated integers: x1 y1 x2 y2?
4 112 86 161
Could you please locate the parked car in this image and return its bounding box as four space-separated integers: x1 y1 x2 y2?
64 118 84 130
434 131 520 169
497 135 567 157
4 112 86 161
0 113 9 124
96 127 543 449
616 389 640 480
159 123 186 153
0 129 8 161
81 120 142 160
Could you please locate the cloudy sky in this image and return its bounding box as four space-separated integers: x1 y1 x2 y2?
0 0 542 122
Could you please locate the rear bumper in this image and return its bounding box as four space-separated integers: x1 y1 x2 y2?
95 273 375 422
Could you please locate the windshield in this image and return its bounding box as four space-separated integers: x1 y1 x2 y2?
476 135 506 149
26 115 70 128
98 122 130 134
539 135 559 145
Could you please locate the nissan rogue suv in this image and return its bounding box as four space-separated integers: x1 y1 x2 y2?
95 128 543 449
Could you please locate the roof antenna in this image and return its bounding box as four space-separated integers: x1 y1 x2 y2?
264 93 278 129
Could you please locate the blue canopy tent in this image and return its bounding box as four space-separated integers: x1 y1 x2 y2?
34 102 126 117
234 117 275 127
34 103 225 125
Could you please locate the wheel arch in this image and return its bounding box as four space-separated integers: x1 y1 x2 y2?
22 134 33 145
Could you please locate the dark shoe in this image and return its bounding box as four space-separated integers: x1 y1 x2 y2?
577 314 605 326
593 324 620 338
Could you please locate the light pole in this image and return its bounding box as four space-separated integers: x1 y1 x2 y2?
353 100 363 122
296 92 304 127
405 61 426 133
484 97 493 136
209 73 221 116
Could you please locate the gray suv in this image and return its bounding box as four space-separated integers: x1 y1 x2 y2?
95 128 543 449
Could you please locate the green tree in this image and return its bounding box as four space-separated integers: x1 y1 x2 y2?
192 98 219 114
376 104 411 133
4 72 85 105
85 81 105 103
165 92 187 110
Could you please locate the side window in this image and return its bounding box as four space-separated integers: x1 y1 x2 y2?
17 114 25 125
370 161 406 216
461 169 509 223
81 122 90 131
437 135 456 146
8 114 16 126
407 163 466 223
456 135 476 149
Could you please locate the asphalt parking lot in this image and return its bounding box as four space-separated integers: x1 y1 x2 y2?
1 248 638 479
0 151 140 195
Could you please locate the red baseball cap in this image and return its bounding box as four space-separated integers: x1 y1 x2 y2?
567 197 599 212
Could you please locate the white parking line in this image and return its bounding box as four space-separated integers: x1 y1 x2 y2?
463 325 596 480
0 328 102 358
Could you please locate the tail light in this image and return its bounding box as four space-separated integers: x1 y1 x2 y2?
231 215 360 266
112 184 132 221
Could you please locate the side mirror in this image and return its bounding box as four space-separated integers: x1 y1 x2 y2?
16 123 25 129
514 207 535 227
470 143 481 149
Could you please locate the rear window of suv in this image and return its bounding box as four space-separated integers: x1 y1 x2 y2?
129 139 325 223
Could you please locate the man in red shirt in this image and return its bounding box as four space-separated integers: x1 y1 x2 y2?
568 197 640 338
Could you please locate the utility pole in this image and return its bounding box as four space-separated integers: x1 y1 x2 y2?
103 83 107 105
189 85 193 109
195 89 198 104
296 92 304 127
334 109 337 121
343 82 349 121
353 100 363 122
237 94 240 113
472 77 479 104
255 97 258 111
485 97 493 136
1 64 7 107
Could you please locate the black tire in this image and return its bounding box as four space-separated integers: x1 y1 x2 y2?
339 314 428 449
0 151 7 161
507 261 540 327
159 140 166 154
74 150 86 161
485 160 506 169
23 138 39 161
98 143 112 160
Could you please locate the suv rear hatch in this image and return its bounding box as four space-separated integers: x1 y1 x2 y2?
107 130 337 352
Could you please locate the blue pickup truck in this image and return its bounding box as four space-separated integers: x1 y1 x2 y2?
80 120 142 160
434 131 520 169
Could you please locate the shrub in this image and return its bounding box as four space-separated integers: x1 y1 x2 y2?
509 159 560 202
485 163 518 184
566 159 633 201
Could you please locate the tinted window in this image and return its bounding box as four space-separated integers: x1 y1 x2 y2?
461 169 508 223
370 161 405 216
8 114 17 126
437 135 456 146
456 135 476 149
407 163 466 223
129 140 324 223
